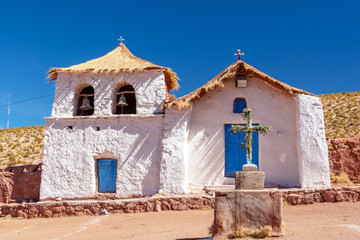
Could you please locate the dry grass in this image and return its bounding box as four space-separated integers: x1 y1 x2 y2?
228 225 272 239
0 125 44 168
319 91 360 138
330 172 353 186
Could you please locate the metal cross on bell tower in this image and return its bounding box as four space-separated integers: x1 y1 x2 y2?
234 49 245 60
118 36 125 44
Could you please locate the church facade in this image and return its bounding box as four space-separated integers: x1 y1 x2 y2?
40 43 330 200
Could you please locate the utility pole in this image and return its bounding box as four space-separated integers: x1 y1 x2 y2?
7 93 10 129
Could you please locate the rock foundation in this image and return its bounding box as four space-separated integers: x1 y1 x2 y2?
282 186 360 205
1 186 360 219
0 195 214 219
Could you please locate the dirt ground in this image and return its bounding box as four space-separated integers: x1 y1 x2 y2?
1 202 360 240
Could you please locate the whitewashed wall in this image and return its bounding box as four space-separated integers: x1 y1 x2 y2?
297 94 331 188
40 116 164 200
187 77 301 187
159 109 191 194
51 71 166 117
41 70 168 200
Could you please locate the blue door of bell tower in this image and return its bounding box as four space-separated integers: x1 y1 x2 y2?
224 124 259 177
97 159 116 192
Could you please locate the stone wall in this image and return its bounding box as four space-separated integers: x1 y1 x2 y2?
1 187 360 219
0 195 215 219
327 137 360 182
0 164 41 203
0 172 13 203
281 186 360 205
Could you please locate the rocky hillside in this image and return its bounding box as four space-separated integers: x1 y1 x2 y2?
319 91 360 139
0 125 44 168
0 91 358 167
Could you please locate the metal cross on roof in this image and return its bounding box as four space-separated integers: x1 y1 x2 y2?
118 36 125 44
234 49 245 60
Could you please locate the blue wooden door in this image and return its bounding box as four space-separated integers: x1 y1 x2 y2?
224 124 259 177
97 159 116 192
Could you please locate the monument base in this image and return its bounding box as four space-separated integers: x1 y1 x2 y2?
213 189 283 238
235 171 265 190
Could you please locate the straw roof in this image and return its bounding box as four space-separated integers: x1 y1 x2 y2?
47 43 179 90
164 60 311 110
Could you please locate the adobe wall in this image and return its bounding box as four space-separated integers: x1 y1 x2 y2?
0 165 41 203
41 116 164 200
327 137 360 182
187 76 301 187
52 71 167 116
160 108 191 194
43 71 169 200
297 94 331 188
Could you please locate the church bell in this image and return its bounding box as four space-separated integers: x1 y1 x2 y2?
117 94 128 107
80 96 92 110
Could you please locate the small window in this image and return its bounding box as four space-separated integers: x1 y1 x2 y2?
233 98 247 113
77 86 95 116
115 85 136 114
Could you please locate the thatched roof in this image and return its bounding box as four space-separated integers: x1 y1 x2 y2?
47 43 179 90
164 60 312 110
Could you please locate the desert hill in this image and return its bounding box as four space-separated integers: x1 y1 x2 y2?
319 90 360 139
0 91 359 167
0 125 44 168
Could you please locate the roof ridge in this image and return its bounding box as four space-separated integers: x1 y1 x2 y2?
47 44 179 90
163 60 312 110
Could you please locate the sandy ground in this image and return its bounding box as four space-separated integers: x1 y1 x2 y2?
1 202 360 240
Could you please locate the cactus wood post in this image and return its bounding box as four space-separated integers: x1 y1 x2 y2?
231 108 270 165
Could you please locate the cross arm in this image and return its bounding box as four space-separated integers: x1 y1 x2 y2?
230 125 247 134
252 125 271 135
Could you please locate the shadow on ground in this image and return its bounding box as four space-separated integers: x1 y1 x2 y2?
177 238 212 240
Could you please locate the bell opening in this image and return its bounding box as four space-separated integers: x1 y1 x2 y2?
77 86 94 116
115 85 136 114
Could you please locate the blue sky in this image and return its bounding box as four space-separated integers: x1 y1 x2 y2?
0 0 359 128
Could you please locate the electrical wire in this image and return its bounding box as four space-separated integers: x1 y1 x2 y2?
0 94 54 108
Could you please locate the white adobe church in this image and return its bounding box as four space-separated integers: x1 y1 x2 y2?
40 43 331 200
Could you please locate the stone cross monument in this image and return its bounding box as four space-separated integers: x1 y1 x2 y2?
231 108 270 189
213 109 283 239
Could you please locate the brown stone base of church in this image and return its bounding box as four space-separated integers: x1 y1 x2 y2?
281 186 360 205
1 186 360 219
0 195 215 219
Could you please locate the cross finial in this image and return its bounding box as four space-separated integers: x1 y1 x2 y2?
234 49 245 60
118 36 125 44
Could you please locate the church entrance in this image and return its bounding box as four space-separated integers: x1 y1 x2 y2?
97 159 116 192
224 124 259 177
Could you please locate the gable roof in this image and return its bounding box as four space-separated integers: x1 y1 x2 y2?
164 60 312 110
47 43 179 90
